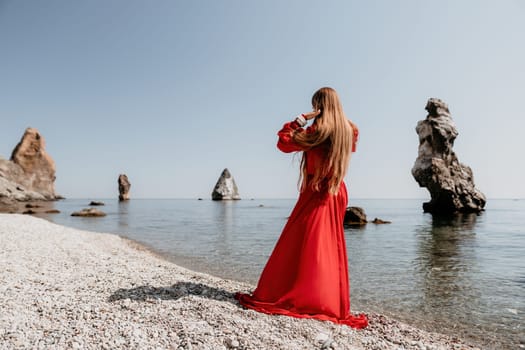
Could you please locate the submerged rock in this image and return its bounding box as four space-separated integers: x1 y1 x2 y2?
89 201 105 206
344 207 367 225
412 98 486 214
45 209 60 214
211 168 240 200
71 208 106 217
371 218 391 224
118 174 131 201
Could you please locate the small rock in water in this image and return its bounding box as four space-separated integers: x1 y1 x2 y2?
71 208 106 217
344 207 367 225
371 217 391 224
89 201 105 206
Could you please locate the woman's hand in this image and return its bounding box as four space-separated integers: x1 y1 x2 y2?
302 109 321 120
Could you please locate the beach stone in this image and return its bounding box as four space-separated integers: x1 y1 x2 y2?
211 168 240 200
344 206 367 225
412 98 486 214
71 208 107 217
118 174 131 201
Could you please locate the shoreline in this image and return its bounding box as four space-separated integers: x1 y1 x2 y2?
0 214 481 349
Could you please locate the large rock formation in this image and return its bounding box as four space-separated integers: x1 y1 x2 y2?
0 128 58 203
412 98 486 214
118 174 131 201
211 168 240 200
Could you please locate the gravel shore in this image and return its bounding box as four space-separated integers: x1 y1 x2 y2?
0 214 480 350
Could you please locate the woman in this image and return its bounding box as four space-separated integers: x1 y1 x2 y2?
236 87 368 328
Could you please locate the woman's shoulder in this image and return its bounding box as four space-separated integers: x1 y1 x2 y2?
347 119 358 134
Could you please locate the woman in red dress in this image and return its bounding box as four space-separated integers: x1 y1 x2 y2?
236 87 368 328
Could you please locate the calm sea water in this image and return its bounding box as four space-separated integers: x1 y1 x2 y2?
35 198 524 349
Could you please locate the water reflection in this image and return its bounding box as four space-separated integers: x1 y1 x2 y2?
212 201 235 256
414 213 481 340
118 201 129 230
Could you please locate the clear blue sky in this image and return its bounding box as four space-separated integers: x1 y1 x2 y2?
1 0 523 199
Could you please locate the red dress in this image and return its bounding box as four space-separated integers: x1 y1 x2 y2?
236 120 368 328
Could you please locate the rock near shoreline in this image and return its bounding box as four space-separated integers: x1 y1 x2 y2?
0 128 60 205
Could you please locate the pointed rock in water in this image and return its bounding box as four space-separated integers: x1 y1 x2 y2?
211 168 240 200
412 98 486 214
118 174 131 201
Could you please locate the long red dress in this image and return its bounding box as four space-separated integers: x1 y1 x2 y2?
236 119 368 328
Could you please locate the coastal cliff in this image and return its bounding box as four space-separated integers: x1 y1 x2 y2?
0 128 59 206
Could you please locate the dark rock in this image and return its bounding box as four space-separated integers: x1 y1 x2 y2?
71 208 107 217
25 203 41 208
22 209 36 215
412 98 486 214
211 168 240 200
118 174 131 201
344 207 367 225
371 218 391 224
89 201 105 206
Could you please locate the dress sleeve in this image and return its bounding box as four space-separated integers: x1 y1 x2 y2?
349 120 359 152
277 121 312 153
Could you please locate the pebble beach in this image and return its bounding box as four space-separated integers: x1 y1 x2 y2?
0 214 480 350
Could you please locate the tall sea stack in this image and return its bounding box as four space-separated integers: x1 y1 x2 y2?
118 174 131 201
412 98 486 214
211 168 240 200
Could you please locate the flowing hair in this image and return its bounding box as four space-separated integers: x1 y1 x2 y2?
293 87 355 195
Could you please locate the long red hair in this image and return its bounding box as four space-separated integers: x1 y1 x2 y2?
292 87 357 194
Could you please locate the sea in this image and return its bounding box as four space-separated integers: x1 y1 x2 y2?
33 198 524 349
